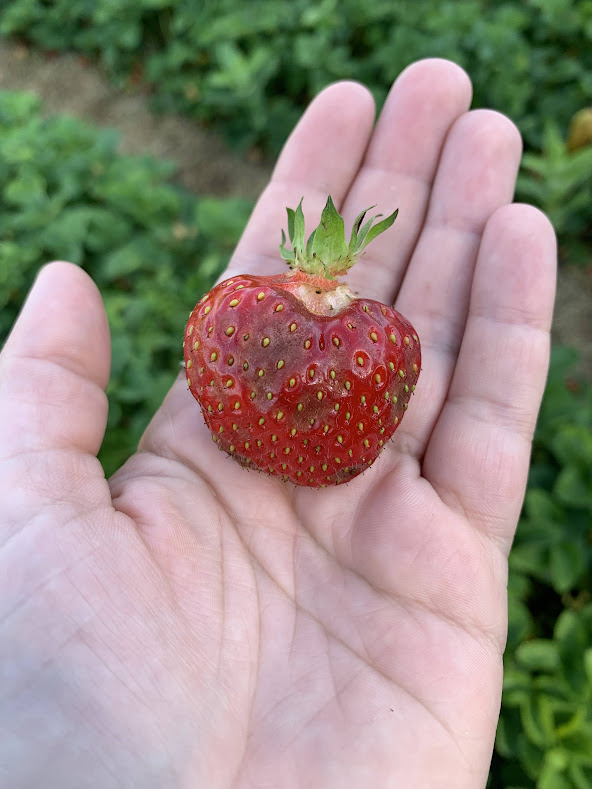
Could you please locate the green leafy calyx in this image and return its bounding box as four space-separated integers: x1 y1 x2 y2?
280 195 398 278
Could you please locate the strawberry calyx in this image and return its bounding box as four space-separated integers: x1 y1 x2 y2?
272 269 356 316
280 195 398 279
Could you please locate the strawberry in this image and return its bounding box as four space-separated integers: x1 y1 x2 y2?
183 196 420 487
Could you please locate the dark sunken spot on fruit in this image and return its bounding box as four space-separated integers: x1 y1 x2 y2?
332 464 363 483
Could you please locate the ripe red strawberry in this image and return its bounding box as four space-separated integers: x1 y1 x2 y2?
184 196 420 487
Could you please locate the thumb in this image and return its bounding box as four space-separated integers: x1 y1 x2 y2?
0 262 111 464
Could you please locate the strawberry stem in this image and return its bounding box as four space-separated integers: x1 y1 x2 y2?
280 195 398 278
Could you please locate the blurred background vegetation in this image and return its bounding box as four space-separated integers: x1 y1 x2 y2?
0 1 590 786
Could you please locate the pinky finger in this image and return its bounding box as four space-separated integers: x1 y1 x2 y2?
422 204 557 549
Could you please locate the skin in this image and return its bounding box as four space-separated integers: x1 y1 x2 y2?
0 59 556 788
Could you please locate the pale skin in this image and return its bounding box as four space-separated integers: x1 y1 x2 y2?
0 59 556 788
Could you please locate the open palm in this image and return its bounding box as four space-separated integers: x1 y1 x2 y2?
0 60 556 789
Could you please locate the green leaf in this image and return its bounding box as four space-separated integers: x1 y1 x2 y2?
310 195 348 272
354 212 381 252
194 196 252 244
286 206 295 243
549 540 586 593
347 205 372 253
555 466 592 510
359 208 398 249
584 649 592 685
520 695 554 748
4 168 46 206
516 640 560 673
291 198 306 256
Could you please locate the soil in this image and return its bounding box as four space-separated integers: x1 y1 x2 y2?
0 39 590 379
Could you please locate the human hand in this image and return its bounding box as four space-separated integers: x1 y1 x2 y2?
0 59 556 788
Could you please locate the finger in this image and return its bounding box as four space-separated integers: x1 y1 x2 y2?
226 80 376 278
422 204 557 546
394 109 523 455
0 262 110 462
342 58 473 301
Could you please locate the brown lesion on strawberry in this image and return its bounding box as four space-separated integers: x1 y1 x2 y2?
329 463 364 484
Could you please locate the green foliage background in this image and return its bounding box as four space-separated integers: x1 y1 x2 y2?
0 2 591 787
2 0 592 261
